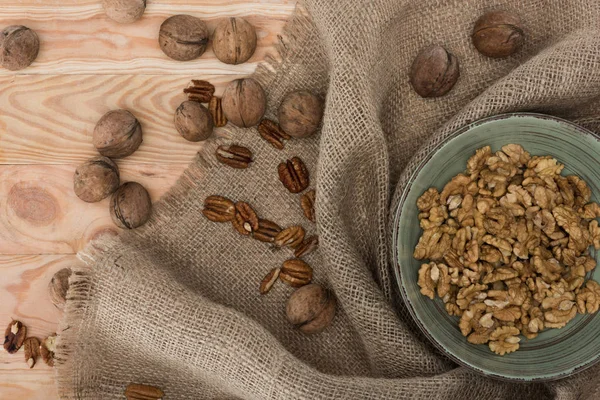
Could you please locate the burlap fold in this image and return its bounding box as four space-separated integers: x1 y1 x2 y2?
57 0 600 398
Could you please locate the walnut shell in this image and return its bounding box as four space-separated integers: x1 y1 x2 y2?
102 0 146 24
286 284 336 334
0 26 39 71
93 109 143 159
110 182 152 229
48 268 72 310
73 156 120 203
409 45 460 98
159 15 208 61
278 91 323 139
221 78 266 128
174 101 214 142
212 17 257 65
472 10 524 58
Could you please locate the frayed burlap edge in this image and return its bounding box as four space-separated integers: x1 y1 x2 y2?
54 6 314 399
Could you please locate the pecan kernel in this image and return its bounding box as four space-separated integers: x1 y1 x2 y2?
215 145 253 169
258 119 291 150
183 79 215 103
202 195 235 222
278 157 309 194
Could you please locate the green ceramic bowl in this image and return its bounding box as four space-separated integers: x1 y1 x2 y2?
392 113 600 381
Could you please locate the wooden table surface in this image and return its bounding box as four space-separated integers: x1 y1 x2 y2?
0 1 293 398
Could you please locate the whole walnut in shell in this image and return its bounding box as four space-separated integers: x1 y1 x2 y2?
0 26 39 71
286 284 336 334
174 101 214 142
159 15 208 61
48 268 72 310
212 17 257 65
110 182 152 229
102 0 146 24
93 109 143 159
409 45 460 98
74 156 120 203
221 78 266 128
472 10 524 58
278 90 323 139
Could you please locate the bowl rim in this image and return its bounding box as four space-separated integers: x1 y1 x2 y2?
391 112 600 382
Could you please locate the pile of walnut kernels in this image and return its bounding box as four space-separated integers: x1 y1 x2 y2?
414 144 600 356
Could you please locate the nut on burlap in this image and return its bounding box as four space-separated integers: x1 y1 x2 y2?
56 1 600 399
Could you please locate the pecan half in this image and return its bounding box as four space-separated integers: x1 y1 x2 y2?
278 157 309 193
3 320 26 354
232 201 259 235
280 259 313 287
216 145 253 169
125 383 165 400
202 195 235 222
275 225 305 248
295 235 319 258
40 334 56 367
24 337 40 368
258 119 291 150
300 189 316 222
253 219 282 243
208 96 227 127
183 80 215 103
260 267 281 295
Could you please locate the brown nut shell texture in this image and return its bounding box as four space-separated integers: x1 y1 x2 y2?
102 0 146 24
48 267 72 309
286 284 337 334
110 182 152 229
174 101 214 142
74 156 120 203
212 17 257 65
0 25 39 71
93 109 143 158
4 320 26 354
472 10 524 58
409 45 460 98
278 91 324 139
221 78 266 128
159 15 209 61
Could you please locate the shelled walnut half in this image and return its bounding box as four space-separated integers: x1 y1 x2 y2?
415 143 600 355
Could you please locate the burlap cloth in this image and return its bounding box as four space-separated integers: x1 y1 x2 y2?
56 0 600 398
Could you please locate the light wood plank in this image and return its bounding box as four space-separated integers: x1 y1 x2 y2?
0 2 292 75
0 163 187 255
0 74 246 165
0 254 75 400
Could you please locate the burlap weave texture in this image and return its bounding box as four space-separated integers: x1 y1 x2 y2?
57 0 600 398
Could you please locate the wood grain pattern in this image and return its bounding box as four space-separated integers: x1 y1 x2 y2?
0 163 188 254
0 2 293 75
0 74 240 165
0 255 75 400
0 1 292 398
